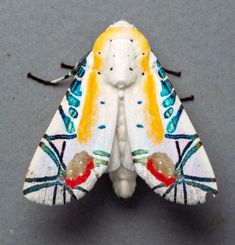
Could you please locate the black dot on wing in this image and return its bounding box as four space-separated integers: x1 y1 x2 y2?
130 39 133 42
142 72 145 76
110 67 113 71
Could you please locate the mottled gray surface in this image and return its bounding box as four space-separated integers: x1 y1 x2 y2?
0 0 234 244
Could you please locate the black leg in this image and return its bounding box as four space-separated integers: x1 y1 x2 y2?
163 67 181 77
60 50 91 70
180 95 194 102
60 62 74 69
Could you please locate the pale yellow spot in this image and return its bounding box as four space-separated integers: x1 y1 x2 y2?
150 152 176 177
66 152 91 180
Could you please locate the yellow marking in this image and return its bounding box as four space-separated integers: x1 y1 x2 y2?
142 72 164 143
77 70 99 143
77 23 164 143
92 26 150 71
140 55 164 144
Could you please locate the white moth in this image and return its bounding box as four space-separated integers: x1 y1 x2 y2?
23 20 217 206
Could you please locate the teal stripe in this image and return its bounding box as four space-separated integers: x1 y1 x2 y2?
39 142 60 167
160 79 173 97
162 91 176 108
166 105 184 133
152 183 165 190
162 184 175 198
58 105 75 134
65 186 77 200
164 107 173 119
93 150 110 158
184 180 217 195
165 134 198 140
75 186 88 193
177 142 202 170
133 158 147 164
25 175 58 183
94 158 108 166
132 149 148 156
66 91 80 107
184 175 216 183
23 182 57 195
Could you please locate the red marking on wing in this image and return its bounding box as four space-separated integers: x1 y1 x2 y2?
147 158 176 187
65 160 94 189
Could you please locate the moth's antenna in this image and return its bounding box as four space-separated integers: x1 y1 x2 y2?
27 50 91 86
27 72 71 86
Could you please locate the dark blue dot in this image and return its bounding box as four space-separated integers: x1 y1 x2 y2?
100 101 105 104
137 100 142 104
98 125 106 129
136 124 144 128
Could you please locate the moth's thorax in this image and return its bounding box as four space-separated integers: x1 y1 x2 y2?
103 39 139 89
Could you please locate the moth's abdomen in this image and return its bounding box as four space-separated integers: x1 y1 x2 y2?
117 90 126 162
109 166 137 198
109 89 137 198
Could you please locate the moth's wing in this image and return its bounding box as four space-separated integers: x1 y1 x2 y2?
23 52 118 205
125 52 217 205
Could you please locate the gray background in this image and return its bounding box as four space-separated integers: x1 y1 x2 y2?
0 0 234 244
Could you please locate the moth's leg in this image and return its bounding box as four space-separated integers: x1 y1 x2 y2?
180 95 194 102
60 62 74 69
162 67 194 101
163 67 181 77
60 50 91 70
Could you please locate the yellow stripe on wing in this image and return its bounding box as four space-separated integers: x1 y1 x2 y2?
141 62 164 144
77 70 99 143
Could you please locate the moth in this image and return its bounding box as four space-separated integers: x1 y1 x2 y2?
23 20 217 206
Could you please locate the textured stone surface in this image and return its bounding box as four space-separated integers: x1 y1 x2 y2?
0 0 234 244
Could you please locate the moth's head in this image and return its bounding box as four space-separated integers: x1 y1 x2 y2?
103 38 139 89
93 20 152 89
